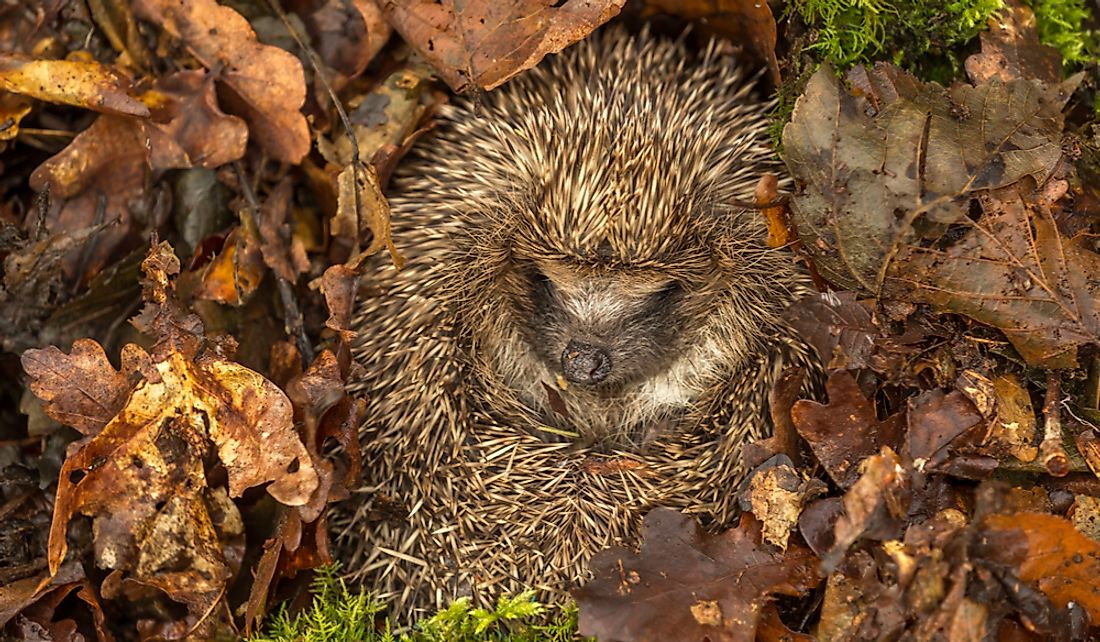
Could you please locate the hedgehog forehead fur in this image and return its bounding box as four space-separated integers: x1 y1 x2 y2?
429 30 799 441
337 26 816 619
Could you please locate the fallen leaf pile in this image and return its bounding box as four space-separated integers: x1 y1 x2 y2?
1 0 1098 638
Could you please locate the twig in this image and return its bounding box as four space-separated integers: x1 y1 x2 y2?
1039 371 1069 477
232 160 314 363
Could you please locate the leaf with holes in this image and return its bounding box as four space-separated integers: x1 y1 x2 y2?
21 242 317 624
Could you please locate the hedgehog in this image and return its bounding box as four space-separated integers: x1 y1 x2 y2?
333 27 818 619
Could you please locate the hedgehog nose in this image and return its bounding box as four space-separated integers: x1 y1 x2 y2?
561 340 612 385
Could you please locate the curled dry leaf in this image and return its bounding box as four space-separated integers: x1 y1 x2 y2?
791 370 905 488
334 162 402 267
0 55 149 117
574 509 821 642
133 0 310 163
825 447 910 570
381 0 625 92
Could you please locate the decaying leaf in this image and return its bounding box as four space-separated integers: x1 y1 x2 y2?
740 459 826 550
380 0 625 92
133 0 310 163
574 509 820 642
791 370 905 488
20 242 317 625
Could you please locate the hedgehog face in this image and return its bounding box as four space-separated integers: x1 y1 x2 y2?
520 259 692 390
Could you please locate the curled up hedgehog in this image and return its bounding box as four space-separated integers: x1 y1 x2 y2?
333 26 818 618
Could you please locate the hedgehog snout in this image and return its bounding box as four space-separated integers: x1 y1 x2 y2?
561 339 612 385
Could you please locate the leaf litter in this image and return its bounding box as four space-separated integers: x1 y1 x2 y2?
2 0 1100 638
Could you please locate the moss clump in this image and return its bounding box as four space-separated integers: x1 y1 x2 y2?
790 0 1004 72
1026 0 1099 66
249 565 581 642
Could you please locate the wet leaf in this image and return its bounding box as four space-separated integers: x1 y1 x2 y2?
381 0 625 92
133 0 310 163
574 509 821 642
0 56 149 117
791 370 905 488
906 389 986 472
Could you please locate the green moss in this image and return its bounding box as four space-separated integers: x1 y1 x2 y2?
1025 0 1098 66
248 565 582 642
790 0 1005 72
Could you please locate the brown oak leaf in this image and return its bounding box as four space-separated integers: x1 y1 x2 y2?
574 509 821 642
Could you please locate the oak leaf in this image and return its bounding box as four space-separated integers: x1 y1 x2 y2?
574 509 820 642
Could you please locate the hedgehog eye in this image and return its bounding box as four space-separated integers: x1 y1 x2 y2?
648 281 683 308
527 267 555 297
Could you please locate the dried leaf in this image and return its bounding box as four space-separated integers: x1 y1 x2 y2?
0 56 149 117
22 242 317 626
574 509 820 642
639 0 780 83
381 0 625 92
791 370 905 488
981 512 1100 622
20 339 141 436
895 187 1100 368
151 70 248 168
333 162 402 267
133 0 310 163
964 1 1063 85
